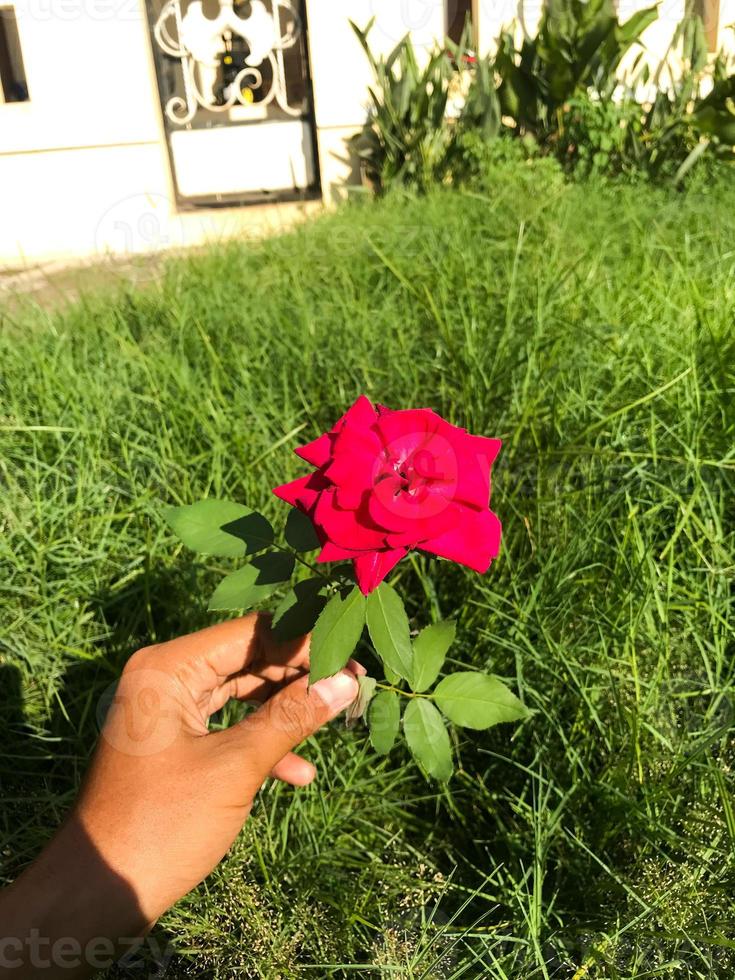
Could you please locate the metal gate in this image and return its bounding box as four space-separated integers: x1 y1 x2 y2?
146 0 319 205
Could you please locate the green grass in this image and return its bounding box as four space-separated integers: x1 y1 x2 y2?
1 165 735 978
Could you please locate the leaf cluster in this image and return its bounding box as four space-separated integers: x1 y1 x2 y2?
165 501 527 781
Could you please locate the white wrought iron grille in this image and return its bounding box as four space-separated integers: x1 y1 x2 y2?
152 0 306 126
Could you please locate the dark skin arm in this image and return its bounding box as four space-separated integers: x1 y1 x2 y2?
0 615 360 977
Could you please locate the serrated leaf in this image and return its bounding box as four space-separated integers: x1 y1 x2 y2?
403 699 453 781
346 675 377 728
284 508 321 552
165 499 273 558
309 586 366 684
271 578 328 641
369 690 400 754
434 671 527 729
411 620 456 692
366 582 414 685
220 512 275 554
208 551 295 611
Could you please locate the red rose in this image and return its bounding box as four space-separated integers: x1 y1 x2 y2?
273 396 502 594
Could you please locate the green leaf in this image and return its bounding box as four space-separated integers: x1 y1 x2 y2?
403 699 453 781
208 551 295 611
369 690 400 754
346 675 377 728
673 140 710 186
614 3 657 47
220 512 276 554
309 586 366 684
366 582 414 685
284 508 320 552
165 499 274 558
384 665 401 685
434 672 528 730
271 577 328 641
411 620 456 693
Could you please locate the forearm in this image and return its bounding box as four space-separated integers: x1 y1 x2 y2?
0 618 358 976
0 814 150 978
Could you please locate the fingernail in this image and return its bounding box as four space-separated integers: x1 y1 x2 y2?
311 670 359 712
347 658 367 676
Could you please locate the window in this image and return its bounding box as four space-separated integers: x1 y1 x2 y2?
447 0 474 45
0 7 29 103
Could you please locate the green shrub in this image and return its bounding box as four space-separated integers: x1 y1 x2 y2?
350 4 735 192
494 0 657 142
556 90 705 182
557 93 644 179
348 20 457 194
621 20 735 182
455 128 565 190
494 2 734 182
349 21 500 194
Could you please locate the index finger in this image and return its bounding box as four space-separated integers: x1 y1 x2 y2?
148 614 311 685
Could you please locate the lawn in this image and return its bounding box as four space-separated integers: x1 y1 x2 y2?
2 165 735 978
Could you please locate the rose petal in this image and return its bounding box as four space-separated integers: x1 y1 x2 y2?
331 394 378 435
294 433 332 467
336 485 366 510
375 408 437 461
368 475 458 535
474 435 502 467
273 471 329 512
317 542 359 562
325 420 383 491
314 489 387 551
353 548 407 594
383 498 462 547
367 475 406 531
452 435 502 510
420 508 502 573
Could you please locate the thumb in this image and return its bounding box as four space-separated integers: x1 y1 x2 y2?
227 669 359 787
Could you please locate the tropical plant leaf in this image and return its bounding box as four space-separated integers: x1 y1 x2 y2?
369 690 400 755
309 586 366 684
403 699 453 781
434 671 527 729
618 3 658 42
673 139 710 185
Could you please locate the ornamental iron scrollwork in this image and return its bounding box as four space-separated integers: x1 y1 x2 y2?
153 0 303 125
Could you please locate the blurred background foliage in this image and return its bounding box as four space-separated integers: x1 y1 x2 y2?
351 0 735 192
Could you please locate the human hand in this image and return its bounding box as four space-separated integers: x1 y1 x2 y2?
0 616 360 975
81 614 361 919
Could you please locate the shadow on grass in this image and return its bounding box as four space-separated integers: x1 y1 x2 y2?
92 561 214 666
0 563 214 976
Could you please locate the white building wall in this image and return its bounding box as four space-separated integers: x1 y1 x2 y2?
306 0 446 200
0 0 175 263
0 0 733 266
719 0 735 50
0 0 445 264
474 0 735 71
2 0 161 152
